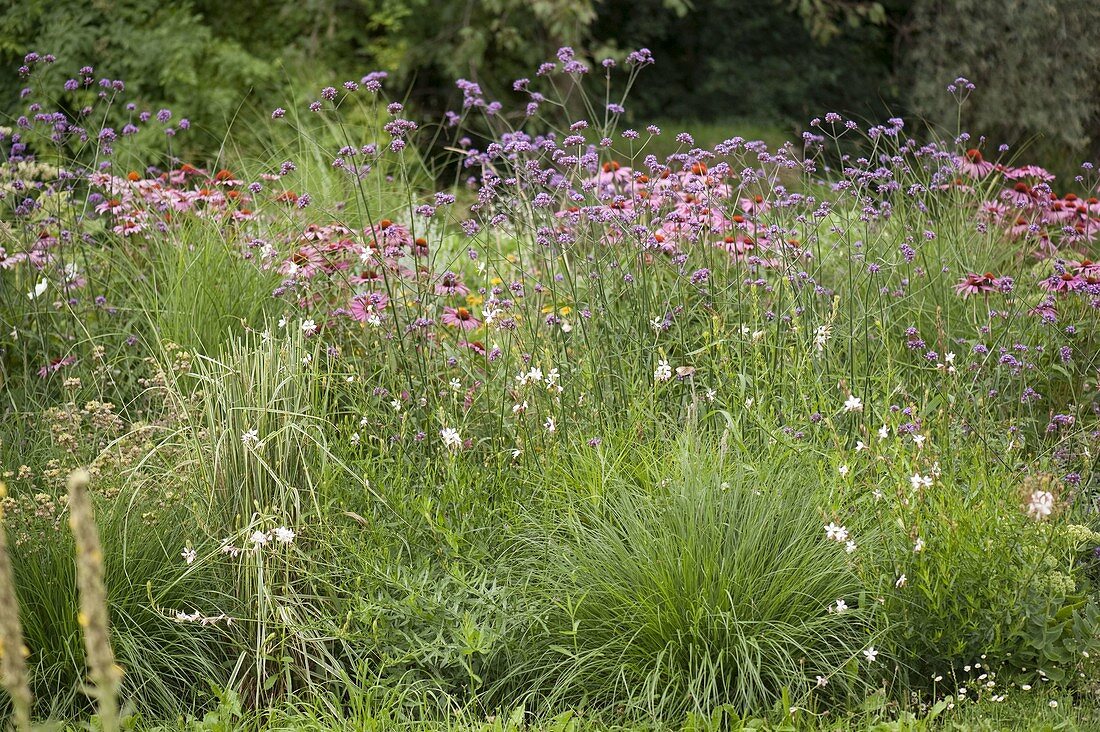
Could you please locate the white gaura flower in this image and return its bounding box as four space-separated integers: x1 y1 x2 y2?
181 547 197 565
863 646 879 663
914 537 925 553
273 526 295 544
832 599 849 614
878 424 890 439
544 416 557 433
440 427 462 450
909 473 932 490
912 434 926 448
815 675 828 687
824 522 849 542
27 278 48 300
1027 490 1054 519
301 319 318 336
241 428 259 448
845 539 857 554
250 530 269 546
838 464 850 477
843 394 863 412
654 360 672 383
895 573 908 588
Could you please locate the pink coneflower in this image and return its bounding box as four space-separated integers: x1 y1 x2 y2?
38 355 77 378
368 219 413 257
593 160 634 189
112 218 146 236
1040 272 1082 293
434 271 469 297
1008 216 1035 239
442 306 480 330
94 196 128 215
954 272 1002 297
1003 165 1055 182
1001 182 1034 208
212 169 242 186
1072 259 1100 276
349 291 390 322
1030 302 1058 321
956 149 993 178
349 268 382 286
279 245 327 278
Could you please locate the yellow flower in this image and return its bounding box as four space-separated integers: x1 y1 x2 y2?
466 293 485 307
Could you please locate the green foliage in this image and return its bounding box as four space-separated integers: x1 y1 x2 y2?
506 436 873 718
903 0 1100 150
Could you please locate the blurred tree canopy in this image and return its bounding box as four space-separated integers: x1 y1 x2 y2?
2 0 1098 158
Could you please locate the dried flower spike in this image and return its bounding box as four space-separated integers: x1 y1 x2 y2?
67 469 123 732
0 481 34 731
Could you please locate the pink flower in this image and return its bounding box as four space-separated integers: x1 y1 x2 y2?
1072 259 1100 276
434 271 469 297
112 218 146 236
956 149 993 178
1003 165 1055 182
954 273 1002 297
38 355 77 378
442 306 480 330
1040 272 1082 293
349 291 390 322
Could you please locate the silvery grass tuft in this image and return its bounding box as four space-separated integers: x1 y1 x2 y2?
0 481 34 732
67 469 122 732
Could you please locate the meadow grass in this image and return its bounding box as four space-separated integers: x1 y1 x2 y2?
1 49 1100 731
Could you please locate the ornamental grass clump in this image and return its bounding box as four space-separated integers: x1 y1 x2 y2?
509 438 875 720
